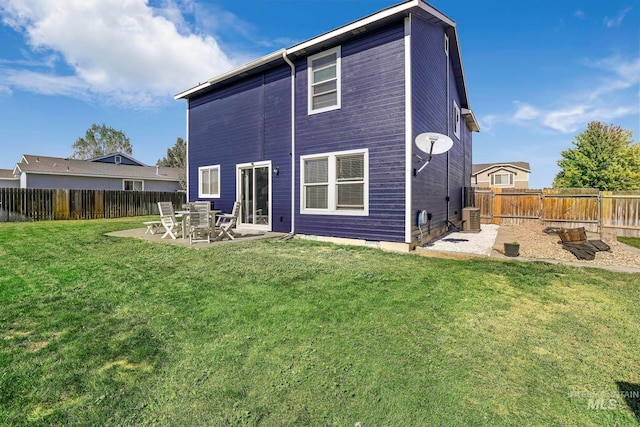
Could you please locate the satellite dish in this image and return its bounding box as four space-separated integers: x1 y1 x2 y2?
415 132 454 155
414 132 454 173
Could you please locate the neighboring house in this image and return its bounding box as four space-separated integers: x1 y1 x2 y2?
0 169 20 188
9 153 182 191
471 162 531 188
175 0 479 250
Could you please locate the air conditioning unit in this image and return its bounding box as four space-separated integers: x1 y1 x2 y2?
462 207 481 232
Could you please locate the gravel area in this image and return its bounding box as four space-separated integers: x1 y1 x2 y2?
420 224 499 255
418 221 640 271
496 222 640 270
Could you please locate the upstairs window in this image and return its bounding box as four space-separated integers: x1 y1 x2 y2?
308 46 341 114
123 179 143 191
199 165 220 198
453 101 461 139
492 173 513 186
444 34 449 56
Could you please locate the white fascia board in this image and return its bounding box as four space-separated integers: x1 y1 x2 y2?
174 0 461 100
287 0 420 55
475 165 530 175
416 1 455 26
461 108 480 132
174 49 286 100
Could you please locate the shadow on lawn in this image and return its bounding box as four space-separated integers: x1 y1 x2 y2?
617 381 640 422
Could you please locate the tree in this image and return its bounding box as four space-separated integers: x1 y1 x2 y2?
72 123 133 160
157 137 186 189
553 121 640 191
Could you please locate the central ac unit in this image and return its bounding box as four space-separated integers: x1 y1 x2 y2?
462 207 481 232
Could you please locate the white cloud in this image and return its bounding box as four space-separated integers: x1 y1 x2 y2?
0 0 241 108
482 55 639 134
604 7 632 27
513 102 540 121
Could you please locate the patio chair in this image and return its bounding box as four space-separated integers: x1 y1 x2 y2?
157 201 183 239
215 201 240 241
188 210 211 244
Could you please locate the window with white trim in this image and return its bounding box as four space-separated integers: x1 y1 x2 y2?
198 165 220 198
308 46 341 114
453 101 461 139
491 173 513 186
444 34 449 56
301 149 368 215
123 179 143 191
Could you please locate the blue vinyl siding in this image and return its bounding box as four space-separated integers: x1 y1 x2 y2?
295 23 407 242
411 15 454 233
188 66 292 232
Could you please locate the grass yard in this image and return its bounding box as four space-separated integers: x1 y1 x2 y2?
619 236 640 250
0 218 639 426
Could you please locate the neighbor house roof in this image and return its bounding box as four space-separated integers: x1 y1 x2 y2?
472 162 531 175
0 169 18 180
89 152 147 166
13 155 180 181
175 0 473 112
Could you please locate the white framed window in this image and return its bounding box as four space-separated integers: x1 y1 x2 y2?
453 101 461 139
491 173 513 186
444 34 449 56
301 148 368 216
115 155 122 164
123 179 143 191
198 165 220 198
308 46 341 115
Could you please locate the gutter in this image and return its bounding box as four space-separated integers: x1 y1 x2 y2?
175 49 286 100
282 51 296 235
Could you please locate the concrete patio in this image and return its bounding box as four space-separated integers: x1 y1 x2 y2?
106 227 286 247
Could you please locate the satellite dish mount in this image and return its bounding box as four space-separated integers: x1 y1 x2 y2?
414 132 454 173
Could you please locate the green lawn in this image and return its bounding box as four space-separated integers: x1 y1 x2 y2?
0 218 638 426
619 236 640 250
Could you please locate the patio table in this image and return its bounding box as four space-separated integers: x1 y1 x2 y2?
176 210 220 239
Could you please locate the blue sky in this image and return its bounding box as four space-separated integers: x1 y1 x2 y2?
0 0 638 188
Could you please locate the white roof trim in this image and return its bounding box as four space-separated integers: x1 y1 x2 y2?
175 49 286 100
287 0 421 55
175 1 463 101
473 164 531 175
461 108 480 132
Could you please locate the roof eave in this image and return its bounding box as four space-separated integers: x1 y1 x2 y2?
174 49 286 100
462 108 480 132
473 164 531 175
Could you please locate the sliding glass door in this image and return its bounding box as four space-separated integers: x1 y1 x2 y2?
237 162 271 230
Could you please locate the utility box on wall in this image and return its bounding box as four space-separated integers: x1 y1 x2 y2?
462 207 481 232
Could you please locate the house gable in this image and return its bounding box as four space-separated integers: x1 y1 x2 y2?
472 162 531 188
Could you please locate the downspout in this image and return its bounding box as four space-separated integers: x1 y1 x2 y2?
186 100 190 203
283 51 296 235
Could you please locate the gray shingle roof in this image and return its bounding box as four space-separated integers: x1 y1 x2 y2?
472 162 531 175
0 169 17 180
15 155 180 181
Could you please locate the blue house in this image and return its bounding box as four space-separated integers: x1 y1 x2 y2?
175 0 479 251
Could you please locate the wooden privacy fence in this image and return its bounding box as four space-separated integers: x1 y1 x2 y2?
0 188 185 222
469 187 640 237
